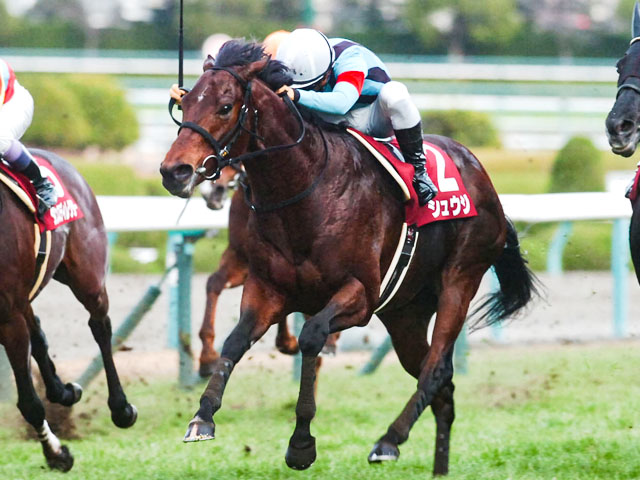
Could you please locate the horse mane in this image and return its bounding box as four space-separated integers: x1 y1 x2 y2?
213 39 351 138
214 39 293 91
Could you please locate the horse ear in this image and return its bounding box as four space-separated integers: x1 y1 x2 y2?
633 1 640 39
203 55 215 72
240 58 269 80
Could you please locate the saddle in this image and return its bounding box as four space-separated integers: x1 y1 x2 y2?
347 128 477 227
0 154 84 300
346 129 478 312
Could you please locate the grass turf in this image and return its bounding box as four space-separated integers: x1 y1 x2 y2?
0 342 639 479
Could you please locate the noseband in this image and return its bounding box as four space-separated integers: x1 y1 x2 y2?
169 66 306 181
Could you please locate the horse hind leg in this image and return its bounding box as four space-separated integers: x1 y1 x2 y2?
84 286 138 428
431 363 455 476
0 314 74 472
29 313 83 407
370 274 483 475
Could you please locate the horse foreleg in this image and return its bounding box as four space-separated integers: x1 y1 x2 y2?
0 315 73 472
286 279 368 470
184 276 284 443
29 314 82 407
199 248 247 377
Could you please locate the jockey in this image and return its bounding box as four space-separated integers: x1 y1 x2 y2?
262 30 290 58
0 59 58 216
275 28 437 205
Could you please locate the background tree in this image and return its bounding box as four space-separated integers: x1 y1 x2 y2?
405 0 523 55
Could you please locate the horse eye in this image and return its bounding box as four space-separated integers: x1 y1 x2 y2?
218 104 233 115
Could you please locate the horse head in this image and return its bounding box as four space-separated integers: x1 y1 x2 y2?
160 40 292 197
606 1 640 157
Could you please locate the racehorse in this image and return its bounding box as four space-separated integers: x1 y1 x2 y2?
160 41 538 475
0 149 137 471
197 170 338 378
605 1 640 284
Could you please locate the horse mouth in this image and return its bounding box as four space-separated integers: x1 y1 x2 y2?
161 178 194 198
608 131 640 158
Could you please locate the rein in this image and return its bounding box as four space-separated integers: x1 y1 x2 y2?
241 126 329 213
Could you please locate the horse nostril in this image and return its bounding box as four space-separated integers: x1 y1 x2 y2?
173 164 195 183
619 120 636 135
215 185 226 195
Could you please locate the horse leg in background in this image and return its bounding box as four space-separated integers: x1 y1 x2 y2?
286 279 369 470
29 313 83 407
275 317 300 355
199 247 248 377
184 276 286 442
369 271 486 476
0 312 74 471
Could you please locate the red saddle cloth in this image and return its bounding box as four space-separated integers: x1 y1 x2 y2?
348 129 477 227
629 168 640 202
0 154 84 232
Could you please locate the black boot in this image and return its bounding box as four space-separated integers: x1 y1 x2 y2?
394 122 438 206
21 156 58 217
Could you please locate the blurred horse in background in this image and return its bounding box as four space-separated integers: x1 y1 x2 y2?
160 41 538 475
0 149 137 472
605 1 640 284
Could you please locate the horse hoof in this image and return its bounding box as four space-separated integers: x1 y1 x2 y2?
276 338 300 356
46 445 74 472
68 382 83 404
368 441 400 463
198 362 216 378
321 343 337 356
112 403 138 429
59 382 83 407
285 438 316 470
184 415 215 442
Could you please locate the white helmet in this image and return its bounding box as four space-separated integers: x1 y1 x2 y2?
275 28 334 88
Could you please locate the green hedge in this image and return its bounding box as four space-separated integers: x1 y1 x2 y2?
20 74 139 151
422 110 501 148
549 136 604 193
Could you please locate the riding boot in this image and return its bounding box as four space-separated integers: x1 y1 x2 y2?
394 122 438 206
18 152 58 217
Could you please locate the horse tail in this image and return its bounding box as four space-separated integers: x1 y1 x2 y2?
468 217 541 331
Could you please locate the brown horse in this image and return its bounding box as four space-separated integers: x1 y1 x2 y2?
605 1 640 284
197 170 338 377
0 149 137 472
160 41 538 475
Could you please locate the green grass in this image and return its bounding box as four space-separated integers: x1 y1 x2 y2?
1 343 639 479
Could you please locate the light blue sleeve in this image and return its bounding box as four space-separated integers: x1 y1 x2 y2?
297 81 360 115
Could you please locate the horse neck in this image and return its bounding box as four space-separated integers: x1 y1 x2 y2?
241 89 325 207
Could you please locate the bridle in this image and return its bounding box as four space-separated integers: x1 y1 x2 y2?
169 66 329 213
616 39 640 98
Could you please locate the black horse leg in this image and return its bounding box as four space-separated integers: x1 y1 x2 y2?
286 279 368 470
0 314 74 472
370 275 480 474
85 291 137 429
29 314 83 407
184 278 284 442
430 352 455 476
